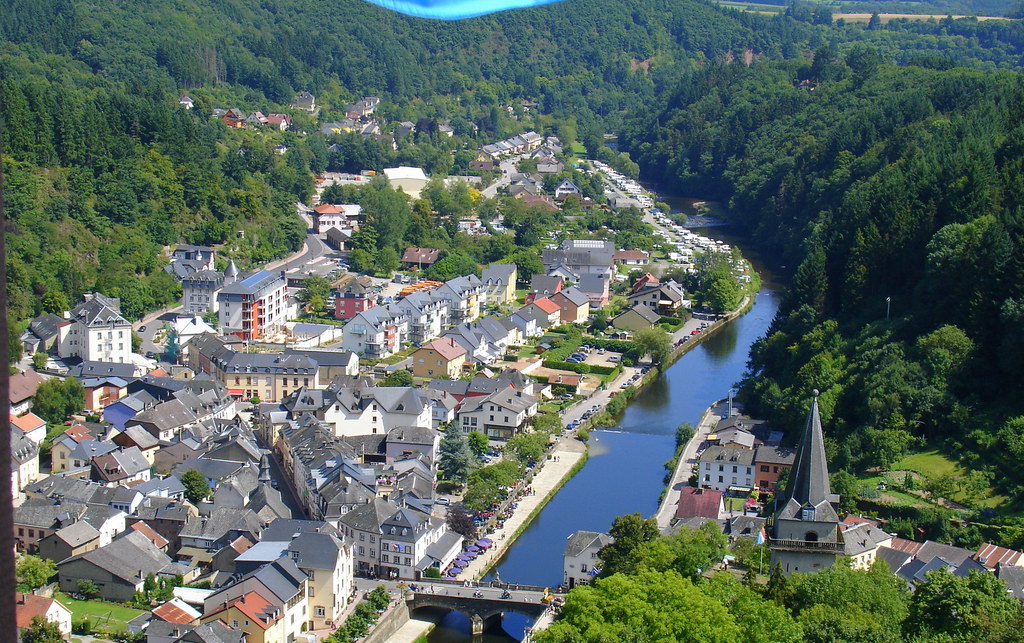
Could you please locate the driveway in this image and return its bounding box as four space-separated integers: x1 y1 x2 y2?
480 157 522 199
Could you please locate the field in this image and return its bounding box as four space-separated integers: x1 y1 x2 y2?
55 592 146 632
856 449 1006 509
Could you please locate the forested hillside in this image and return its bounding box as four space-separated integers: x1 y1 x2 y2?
621 45 1024 526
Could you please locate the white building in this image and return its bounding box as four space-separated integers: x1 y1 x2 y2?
698 445 755 493
563 531 612 589
382 166 429 199
322 387 432 438
57 293 133 364
217 270 288 341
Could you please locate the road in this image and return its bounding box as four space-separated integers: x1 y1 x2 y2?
654 399 727 531
480 156 522 199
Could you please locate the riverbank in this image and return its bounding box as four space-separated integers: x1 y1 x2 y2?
654 399 728 532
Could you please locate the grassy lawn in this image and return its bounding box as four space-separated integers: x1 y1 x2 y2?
891 450 960 479
55 593 145 631
540 402 562 414
724 496 747 512
379 347 416 365
858 449 1007 509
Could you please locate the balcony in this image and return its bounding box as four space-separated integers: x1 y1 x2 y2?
768 538 844 554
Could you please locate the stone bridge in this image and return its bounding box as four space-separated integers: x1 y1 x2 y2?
405 582 560 638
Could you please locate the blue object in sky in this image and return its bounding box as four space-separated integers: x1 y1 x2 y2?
362 0 565 19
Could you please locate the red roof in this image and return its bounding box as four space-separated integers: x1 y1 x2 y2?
9 370 44 404
676 487 723 520
153 600 199 625
614 250 650 260
63 424 93 443
548 373 583 386
401 247 442 265
130 521 169 549
420 337 467 361
15 593 64 629
841 515 880 529
532 297 560 315
148 368 167 377
10 413 45 433
974 542 1023 569
204 592 277 630
314 204 346 214
889 537 925 557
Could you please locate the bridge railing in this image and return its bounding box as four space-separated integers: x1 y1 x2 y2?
405 577 560 594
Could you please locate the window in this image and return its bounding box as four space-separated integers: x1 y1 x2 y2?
370 550 376 558
27 529 33 538
370 535 375 543
405 557 411 566
732 466 737 473
774 466 780 473
718 465 724 472
17 528 23 537
315 606 325 618
760 465 770 472
382 555 389 563
232 620 238 629
718 476 723 483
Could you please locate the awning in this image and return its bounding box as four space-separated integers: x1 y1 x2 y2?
228 389 245 396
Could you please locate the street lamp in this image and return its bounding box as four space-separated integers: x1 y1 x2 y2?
886 296 891 320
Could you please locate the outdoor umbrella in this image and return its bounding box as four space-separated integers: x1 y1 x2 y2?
465 545 481 552
477 538 493 547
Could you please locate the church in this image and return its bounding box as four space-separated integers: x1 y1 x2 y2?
769 391 845 574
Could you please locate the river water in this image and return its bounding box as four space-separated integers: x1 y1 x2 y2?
427 221 783 641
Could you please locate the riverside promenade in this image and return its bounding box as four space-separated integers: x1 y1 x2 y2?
653 399 728 532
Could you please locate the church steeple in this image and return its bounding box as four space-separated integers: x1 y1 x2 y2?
258 453 272 484
770 390 843 575
776 390 839 524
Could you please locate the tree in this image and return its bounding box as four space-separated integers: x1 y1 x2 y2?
467 431 489 456
438 424 476 484
503 432 549 465
508 249 543 280
537 569 742 643
425 252 479 281
31 377 84 425
181 468 211 504
162 329 180 363
446 505 478 538
598 513 660 577
32 353 47 370
533 412 562 434
76 579 100 600
298 275 332 306
17 555 56 589
21 616 64 643
381 369 413 387
633 326 672 367
906 569 1023 640
377 246 400 275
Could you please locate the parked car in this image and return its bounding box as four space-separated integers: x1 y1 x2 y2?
138 325 147 333
436 497 451 506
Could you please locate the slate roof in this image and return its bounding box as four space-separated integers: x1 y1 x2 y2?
68 361 138 380
338 498 396 534
61 529 172 583
261 519 339 541
180 507 262 545
553 286 590 308
699 445 755 467
776 395 839 523
48 520 101 548
997 564 1024 599
618 304 660 325
28 313 64 342
841 522 892 557
179 621 247 643
875 546 914 574
92 447 150 482
71 293 129 327
529 275 562 296
753 445 796 465
482 263 516 285
564 530 612 558
387 426 439 445
460 387 537 415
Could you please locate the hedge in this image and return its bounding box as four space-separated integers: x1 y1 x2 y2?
583 337 636 353
543 336 584 362
543 360 592 373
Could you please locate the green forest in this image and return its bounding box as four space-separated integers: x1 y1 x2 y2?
6 0 1024 540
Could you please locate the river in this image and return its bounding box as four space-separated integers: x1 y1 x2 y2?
427 222 783 641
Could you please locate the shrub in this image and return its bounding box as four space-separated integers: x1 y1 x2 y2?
577 427 590 442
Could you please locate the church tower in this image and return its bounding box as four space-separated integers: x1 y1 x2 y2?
769 390 843 575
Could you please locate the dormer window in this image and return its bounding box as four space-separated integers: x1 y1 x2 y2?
801 505 815 521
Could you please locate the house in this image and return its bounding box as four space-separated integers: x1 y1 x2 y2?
56 293 134 364
345 96 380 117
170 246 217 275
51 425 106 473
974 542 1024 571
182 268 232 315
676 487 724 521
611 304 661 332
628 281 689 315
481 263 518 306
290 91 316 113
547 373 583 392
396 290 447 345
411 338 467 379
577 273 611 309
554 179 582 200
11 429 40 505
841 521 894 570
698 445 755 493
266 113 292 130
10 370 45 416
632 272 659 294
201 557 307 642
383 166 429 199
518 193 560 212
458 388 538 440
80 373 131 412
178 95 194 110
180 507 263 552
419 389 458 428
11 412 46 445
340 305 409 360
15 592 73 637
337 498 461 580
402 247 442 270
432 275 483 325
282 348 359 380
211 350 320 403
752 445 797 491
613 249 651 266
537 158 563 174
173 316 218 347
217 271 288 341
21 314 64 356
506 307 544 339
246 111 269 126
548 287 590 325
38 520 101 563
58 530 174 602
526 297 562 329
563 531 611 589
313 204 361 234
526 275 563 304
469 159 495 172
91 446 152 487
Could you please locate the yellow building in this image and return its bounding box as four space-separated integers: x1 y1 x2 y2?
202 592 287 643
411 338 468 379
